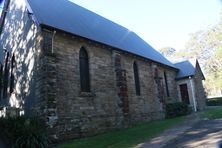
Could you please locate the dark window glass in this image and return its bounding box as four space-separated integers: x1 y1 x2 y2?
3 52 9 98
133 62 140 96
9 54 15 93
79 47 90 92
164 71 170 97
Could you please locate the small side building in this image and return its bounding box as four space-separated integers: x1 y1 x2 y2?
175 60 206 111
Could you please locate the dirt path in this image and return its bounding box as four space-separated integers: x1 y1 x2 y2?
137 111 222 148
136 114 222 148
163 119 222 148
136 114 200 148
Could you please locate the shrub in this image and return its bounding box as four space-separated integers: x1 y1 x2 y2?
166 102 191 118
206 97 222 106
0 116 49 148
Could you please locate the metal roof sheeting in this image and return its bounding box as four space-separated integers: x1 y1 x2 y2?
174 60 196 79
27 0 176 69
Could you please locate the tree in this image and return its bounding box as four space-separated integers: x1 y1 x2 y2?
172 12 222 96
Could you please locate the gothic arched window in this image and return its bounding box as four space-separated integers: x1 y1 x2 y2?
10 54 15 94
164 71 170 97
79 47 90 92
133 61 140 96
3 51 9 98
0 0 10 34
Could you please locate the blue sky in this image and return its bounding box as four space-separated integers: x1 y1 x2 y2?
0 0 4 14
70 0 221 50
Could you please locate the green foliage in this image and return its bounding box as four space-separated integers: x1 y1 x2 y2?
159 11 222 96
177 14 222 96
215 46 222 58
159 47 176 57
205 50 222 96
206 97 222 106
165 102 192 118
59 117 185 148
0 116 49 148
159 11 222 97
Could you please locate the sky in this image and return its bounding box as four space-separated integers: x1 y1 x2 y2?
0 0 4 14
70 0 221 50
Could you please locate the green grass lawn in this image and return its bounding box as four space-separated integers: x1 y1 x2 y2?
200 107 222 119
59 117 185 148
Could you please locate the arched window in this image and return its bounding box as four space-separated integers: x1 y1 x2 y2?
0 0 10 34
133 61 140 96
10 54 15 94
3 51 9 98
79 47 90 92
164 71 170 97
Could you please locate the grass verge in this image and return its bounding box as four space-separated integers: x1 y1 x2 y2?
200 107 222 119
59 117 185 148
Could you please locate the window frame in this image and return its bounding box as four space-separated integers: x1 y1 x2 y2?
9 54 15 94
79 47 90 92
164 71 170 97
0 0 10 34
133 61 140 96
3 51 9 98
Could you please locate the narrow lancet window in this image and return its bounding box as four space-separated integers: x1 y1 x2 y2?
9 54 15 93
3 52 9 98
164 71 170 97
133 61 140 96
79 47 90 92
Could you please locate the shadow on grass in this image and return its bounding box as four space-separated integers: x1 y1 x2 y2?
59 117 185 148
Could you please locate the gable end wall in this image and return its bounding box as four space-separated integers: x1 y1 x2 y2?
0 0 43 116
194 64 206 110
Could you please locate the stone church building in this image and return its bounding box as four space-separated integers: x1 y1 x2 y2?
0 0 206 140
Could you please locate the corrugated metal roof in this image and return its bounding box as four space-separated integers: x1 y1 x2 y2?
27 0 176 69
174 60 196 79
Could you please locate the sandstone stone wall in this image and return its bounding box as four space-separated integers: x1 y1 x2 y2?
0 0 42 115
48 31 178 140
156 66 178 103
194 64 206 111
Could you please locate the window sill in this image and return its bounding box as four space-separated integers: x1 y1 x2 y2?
79 92 96 97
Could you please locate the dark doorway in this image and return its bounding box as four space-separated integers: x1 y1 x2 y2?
179 84 190 104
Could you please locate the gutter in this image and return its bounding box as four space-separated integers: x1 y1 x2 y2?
52 30 56 53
